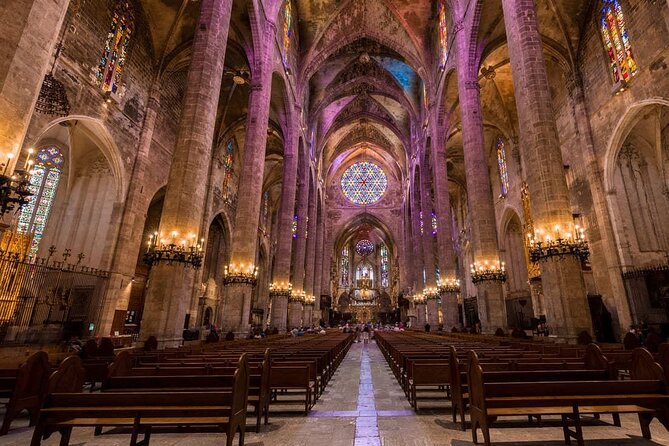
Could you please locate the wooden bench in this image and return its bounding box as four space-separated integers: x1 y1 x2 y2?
31 354 250 446
468 348 669 446
0 351 51 435
407 361 450 410
269 365 316 415
105 349 271 432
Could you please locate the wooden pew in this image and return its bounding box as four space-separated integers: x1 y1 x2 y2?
31 354 250 446
105 349 271 432
467 348 669 446
407 361 450 410
269 365 316 415
0 351 51 435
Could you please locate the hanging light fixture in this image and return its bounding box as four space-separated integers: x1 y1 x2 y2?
35 1 77 117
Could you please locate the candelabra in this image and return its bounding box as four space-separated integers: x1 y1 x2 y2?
528 224 589 263
304 294 315 306
438 278 461 294
269 281 293 297
143 231 204 268
289 290 306 303
470 260 507 284
423 287 439 300
223 261 259 285
0 149 35 217
413 293 426 305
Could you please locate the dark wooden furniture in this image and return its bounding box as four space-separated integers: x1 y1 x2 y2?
0 351 51 435
31 355 250 446
467 348 669 446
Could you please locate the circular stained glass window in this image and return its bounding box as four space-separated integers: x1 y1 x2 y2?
341 161 387 205
355 239 374 256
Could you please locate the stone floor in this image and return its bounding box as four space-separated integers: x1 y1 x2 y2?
3 341 669 445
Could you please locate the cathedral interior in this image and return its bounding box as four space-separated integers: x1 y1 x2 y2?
2 0 669 445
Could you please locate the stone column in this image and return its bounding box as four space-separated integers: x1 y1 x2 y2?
304 303 313 326
269 112 299 332
0 0 70 160
303 177 318 302
420 156 440 326
569 76 630 337
291 153 310 293
453 11 506 333
320 243 332 324
410 180 425 295
426 298 439 326
502 0 591 337
428 111 460 329
288 295 303 329
98 85 160 335
139 0 231 346
220 22 274 337
415 301 427 327
420 157 438 290
312 202 325 323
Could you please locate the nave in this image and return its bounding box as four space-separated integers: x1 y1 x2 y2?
3 331 669 446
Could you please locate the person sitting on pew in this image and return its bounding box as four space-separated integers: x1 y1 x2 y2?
424 323 431 333
225 330 235 341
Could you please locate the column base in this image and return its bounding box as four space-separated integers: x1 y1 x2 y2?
439 291 459 330
269 294 289 333
540 256 592 338
220 282 254 336
139 264 195 345
426 298 439 326
474 281 506 333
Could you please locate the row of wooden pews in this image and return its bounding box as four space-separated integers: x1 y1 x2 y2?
28 331 354 445
376 331 669 446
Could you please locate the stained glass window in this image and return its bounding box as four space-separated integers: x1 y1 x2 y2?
355 239 374 256
223 139 235 198
496 138 509 197
600 0 637 83
292 214 298 239
431 211 438 236
261 191 269 231
422 82 429 115
341 161 387 205
17 146 65 255
341 247 349 286
438 0 449 69
380 244 389 288
282 0 293 68
96 0 134 94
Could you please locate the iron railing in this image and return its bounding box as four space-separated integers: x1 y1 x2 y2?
0 249 109 344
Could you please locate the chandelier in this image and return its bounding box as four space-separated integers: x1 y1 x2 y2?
438 278 460 293
0 150 35 217
470 260 507 284
269 281 293 297
143 231 204 269
528 225 590 263
423 287 439 300
413 293 426 305
304 294 315 306
289 290 306 303
224 261 258 285
35 72 70 117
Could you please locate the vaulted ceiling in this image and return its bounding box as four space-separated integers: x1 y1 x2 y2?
135 0 600 197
